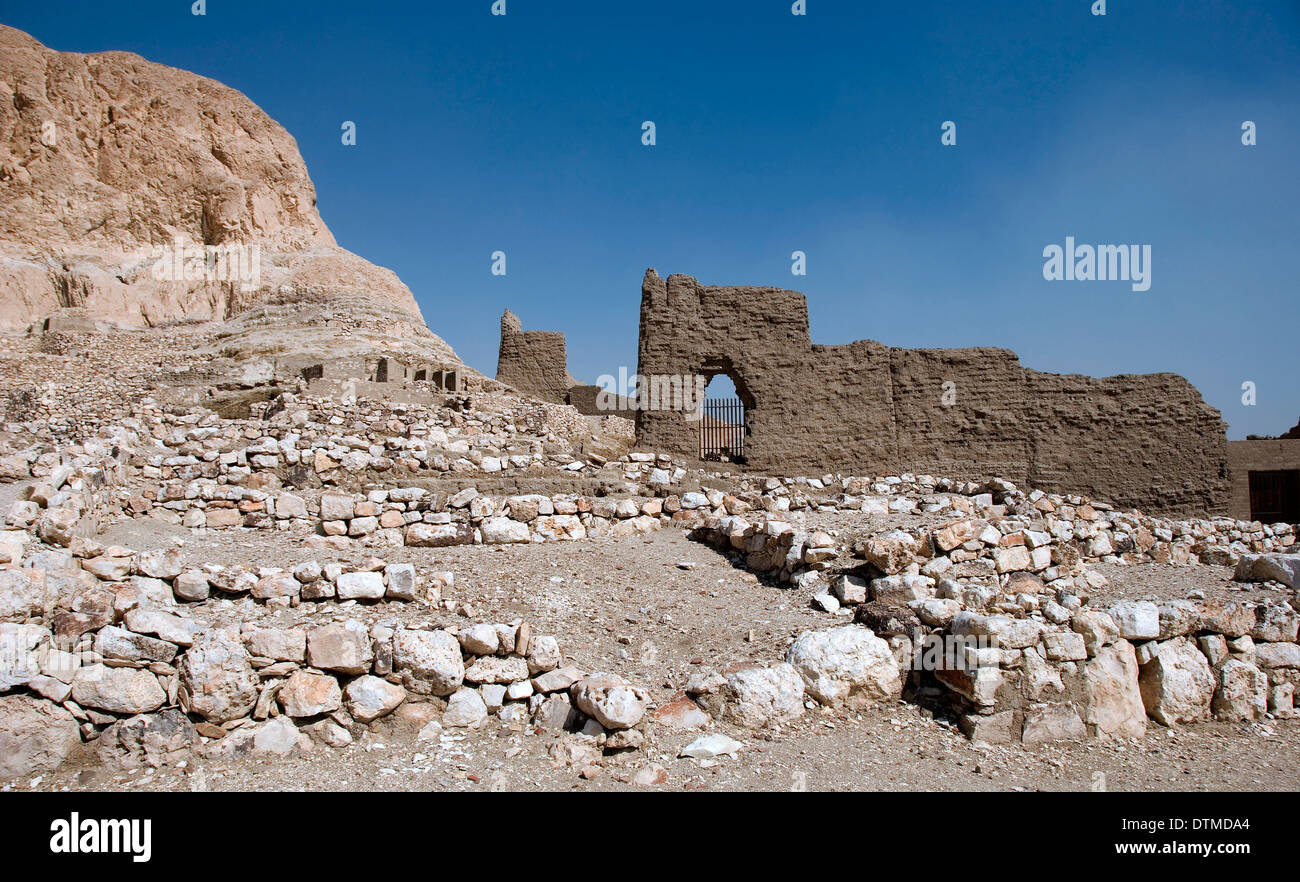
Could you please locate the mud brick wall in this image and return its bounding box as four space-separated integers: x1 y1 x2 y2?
566 384 637 417
496 310 570 404
1226 440 1300 521
635 269 1230 515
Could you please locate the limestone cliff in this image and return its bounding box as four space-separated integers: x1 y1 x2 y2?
0 25 467 372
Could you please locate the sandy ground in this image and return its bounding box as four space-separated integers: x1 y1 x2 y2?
12 515 1299 793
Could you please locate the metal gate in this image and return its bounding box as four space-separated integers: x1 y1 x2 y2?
1249 469 1300 523
699 397 745 462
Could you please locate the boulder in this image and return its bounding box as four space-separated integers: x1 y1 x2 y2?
1235 553 1300 588
70 665 166 715
1212 659 1268 721
1109 601 1160 640
0 622 48 690
335 571 385 601
721 663 805 728
96 709 197 770
853 600 921 637
319 492 356 522
570 673 649 730
94 626 177 664
179 627 260 723
278 670 342 718
1071 610 1120 656
785 625 902 706
392 628 464 696
443 687 487 727
0 569 53 621
244 628 306 663
0 695 80 777
251 717 310 755
405 522 474 547
862 530 918 575
383 563 417 601
1080 640 1147 740
651 694 711 731
526 635 562 675
480 517 530 544
1156 601 1202 639
1021 702 1087 746
464 655 530 685
307 620 374 675
344 676 406 723
1254 642 1300 669
136 548 183 580
1138 637 1214 725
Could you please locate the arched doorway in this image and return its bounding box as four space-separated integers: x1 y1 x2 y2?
697 364 753 464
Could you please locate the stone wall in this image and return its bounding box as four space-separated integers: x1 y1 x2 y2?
1227 439 1300 521
496 310 571 404
635 269 1230 515
566 384 636 417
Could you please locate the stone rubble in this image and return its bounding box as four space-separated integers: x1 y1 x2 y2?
2 394 1298 776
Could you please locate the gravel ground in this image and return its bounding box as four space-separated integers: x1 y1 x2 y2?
15 515 1300 793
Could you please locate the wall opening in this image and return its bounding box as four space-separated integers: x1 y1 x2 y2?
698 371 750 464
1248 469 1300 523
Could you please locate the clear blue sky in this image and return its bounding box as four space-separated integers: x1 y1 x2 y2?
5 1 1298 437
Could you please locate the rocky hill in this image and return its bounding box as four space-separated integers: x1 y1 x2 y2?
0 25 469 375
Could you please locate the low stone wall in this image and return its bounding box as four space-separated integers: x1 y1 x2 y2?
0 543 650 776
705 473 1298 576
688 506 1300 744
2 428 137 552
118 484 671 547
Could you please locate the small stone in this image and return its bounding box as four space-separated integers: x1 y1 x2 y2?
679 733 742 759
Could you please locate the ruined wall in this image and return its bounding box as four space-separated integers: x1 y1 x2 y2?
1226 440 1300 521
635 269 1230 515
566 384 636 417
495 309 571 404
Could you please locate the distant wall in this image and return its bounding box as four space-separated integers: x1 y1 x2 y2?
1226 439 1300 521
496 309 570 404
566 384 636 417
635 269 1230 515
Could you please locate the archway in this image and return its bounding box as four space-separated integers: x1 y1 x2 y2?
697 359 754 464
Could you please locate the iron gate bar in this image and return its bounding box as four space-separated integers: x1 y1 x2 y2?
699 397 744 462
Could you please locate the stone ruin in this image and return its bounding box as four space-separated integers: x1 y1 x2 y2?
495 309 634 416
496 309 573 405
369 356 464 392
635 269 1230 516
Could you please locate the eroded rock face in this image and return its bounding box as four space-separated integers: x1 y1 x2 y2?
0 24 466 374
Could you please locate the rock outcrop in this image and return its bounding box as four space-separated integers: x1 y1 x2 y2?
0 25 466 374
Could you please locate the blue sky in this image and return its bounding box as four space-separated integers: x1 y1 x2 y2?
5 1 1298 437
